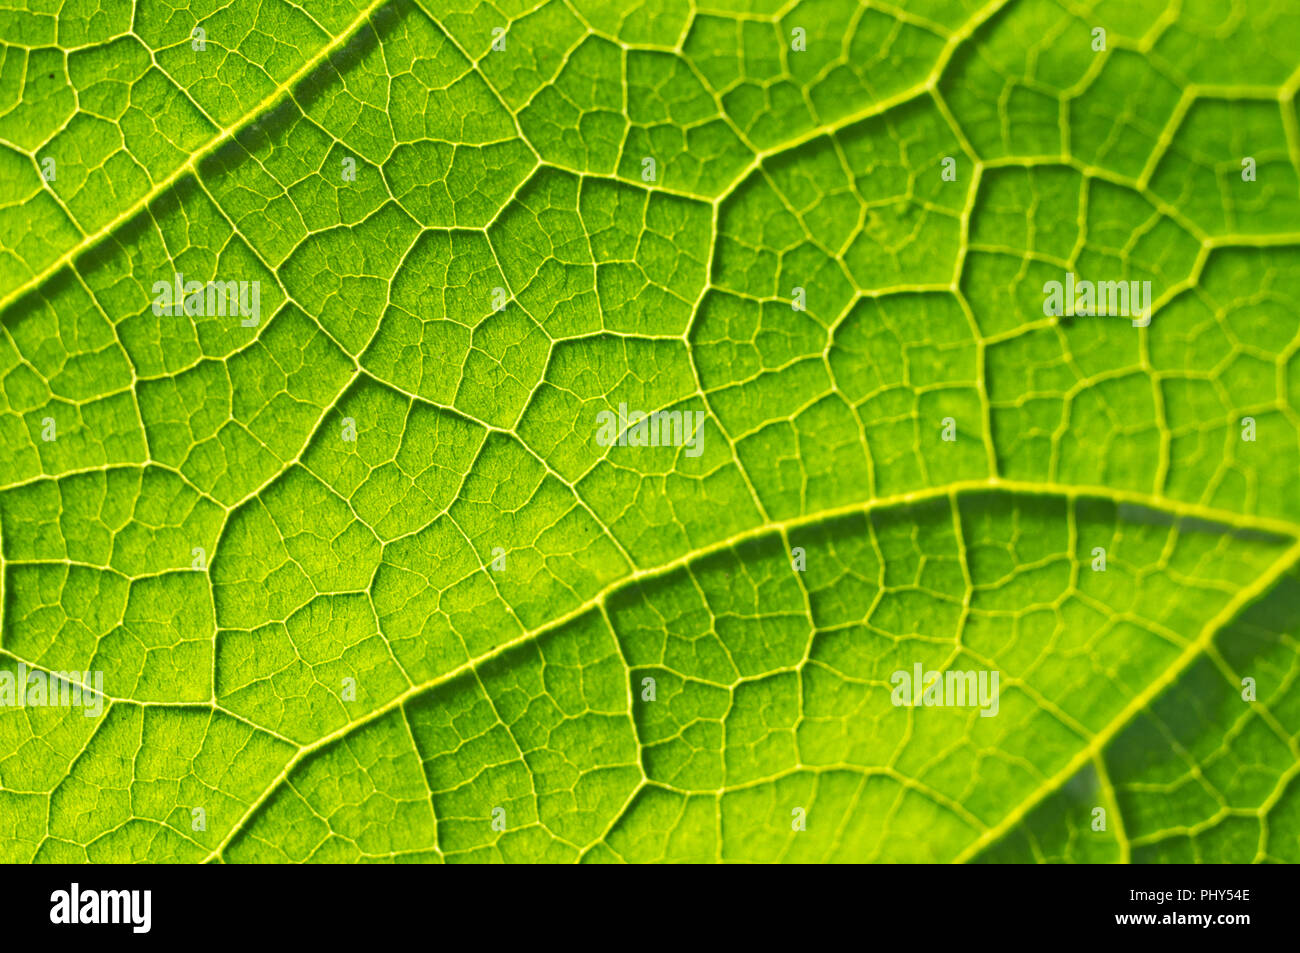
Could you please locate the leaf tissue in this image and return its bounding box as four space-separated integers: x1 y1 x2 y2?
0 0 1297 864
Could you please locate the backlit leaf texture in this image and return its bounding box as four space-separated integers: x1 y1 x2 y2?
1 0 1298 864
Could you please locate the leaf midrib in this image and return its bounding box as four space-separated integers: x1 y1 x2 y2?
194 479 1300 861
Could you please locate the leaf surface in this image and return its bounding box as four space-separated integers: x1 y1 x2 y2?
1 0 1298 863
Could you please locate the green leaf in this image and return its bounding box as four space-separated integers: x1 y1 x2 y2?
0 0 1298 864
